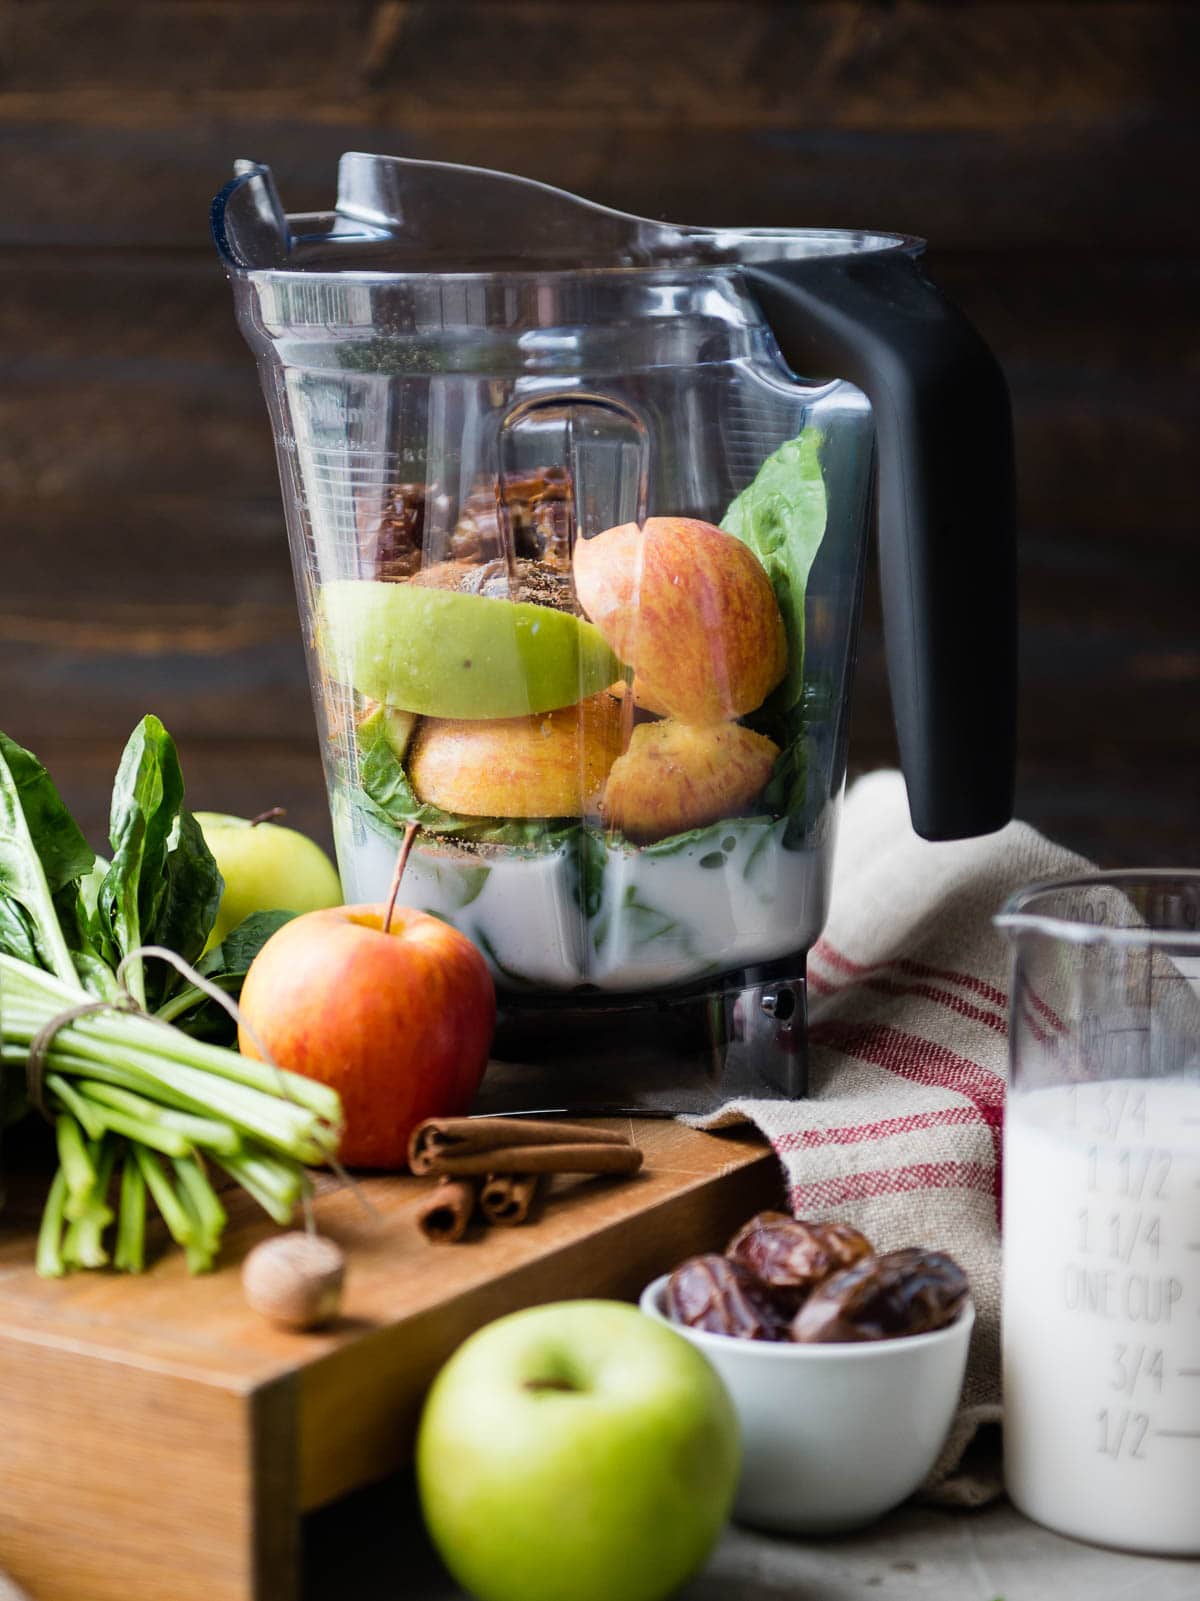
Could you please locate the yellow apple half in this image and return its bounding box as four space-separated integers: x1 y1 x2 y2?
573 517 787 723
409 694 625 819
601 720 779 843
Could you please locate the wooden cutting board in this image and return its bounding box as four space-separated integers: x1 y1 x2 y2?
0 1119 781 1601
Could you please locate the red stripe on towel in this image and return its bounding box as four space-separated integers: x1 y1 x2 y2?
789 1159 996 1212
812 939 1010 1018
857 975 1007 1035
808 1019 1003 1211
774 1104 983 1154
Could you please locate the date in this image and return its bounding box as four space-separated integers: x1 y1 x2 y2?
727 1212 873 1304
791 1248 969 1344
665 1253 791 1341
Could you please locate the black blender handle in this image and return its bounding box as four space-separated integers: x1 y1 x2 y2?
743 253 1016 840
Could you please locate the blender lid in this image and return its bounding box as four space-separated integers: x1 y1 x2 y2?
212 152 921 275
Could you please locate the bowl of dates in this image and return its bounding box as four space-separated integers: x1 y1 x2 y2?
640 1212 973 1534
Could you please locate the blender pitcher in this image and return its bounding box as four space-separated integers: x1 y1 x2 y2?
212 154 1015 1113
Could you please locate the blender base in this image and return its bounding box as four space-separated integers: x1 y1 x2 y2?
475 955 808 1116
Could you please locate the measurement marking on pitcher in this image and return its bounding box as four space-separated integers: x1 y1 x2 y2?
1177 1367 1200 1377
1153 1429 1200 1440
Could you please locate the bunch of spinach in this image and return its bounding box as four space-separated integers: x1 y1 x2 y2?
0 716 341 1276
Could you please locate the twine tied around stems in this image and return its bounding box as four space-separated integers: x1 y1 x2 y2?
25 996 139 1122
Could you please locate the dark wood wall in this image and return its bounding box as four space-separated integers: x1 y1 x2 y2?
2 1 1197 863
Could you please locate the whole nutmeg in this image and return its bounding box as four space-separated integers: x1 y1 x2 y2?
242 1232 346 1330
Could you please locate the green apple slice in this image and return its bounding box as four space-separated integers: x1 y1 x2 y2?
318 580 621 718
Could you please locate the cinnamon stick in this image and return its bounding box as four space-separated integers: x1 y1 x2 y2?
480 1173 544 1227
409 1116 629 1175
427 1143 644 1179
416 1177 480 1244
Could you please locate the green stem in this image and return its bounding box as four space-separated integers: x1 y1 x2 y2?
114 1152 147 1273
155 976 236 1026
56 1114 96 1221
86 1103 192 1160
133 1146 193 1246
35 1168 69 1277
214 1150 301 1227
78 1080 240 1156
63 1139 118 1269
173 1157 226 1273
45 1072 105 1141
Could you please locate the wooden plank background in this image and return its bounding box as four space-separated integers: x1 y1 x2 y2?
1 0 1196 864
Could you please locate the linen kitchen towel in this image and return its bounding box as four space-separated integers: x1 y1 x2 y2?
693 769 1092 1503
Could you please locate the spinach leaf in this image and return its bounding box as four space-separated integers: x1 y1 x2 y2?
721 427 828 843
198 909 297 983
51 882 118 997
160 909 297 1043
144 808 223 998
78 855 108 923
97 716 188 1006
0 895 41 969
358 707 466 836
637 815 774 859
568 826 607 920
0 731 95 984
721 428 828 714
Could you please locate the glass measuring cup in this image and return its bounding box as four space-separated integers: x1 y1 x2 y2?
996 873 1200 1554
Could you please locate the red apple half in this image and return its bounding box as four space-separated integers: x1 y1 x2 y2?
238 904 496 1170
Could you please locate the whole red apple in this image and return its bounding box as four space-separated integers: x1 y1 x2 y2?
237 904 496 1169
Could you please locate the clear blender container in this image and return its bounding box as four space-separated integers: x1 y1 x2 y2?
213 155 1015 1111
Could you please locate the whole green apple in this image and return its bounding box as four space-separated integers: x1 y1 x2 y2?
416 1300 739 1601
194 812 342 948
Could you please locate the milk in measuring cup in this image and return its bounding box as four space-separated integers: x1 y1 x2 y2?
1003 1078 1200 1553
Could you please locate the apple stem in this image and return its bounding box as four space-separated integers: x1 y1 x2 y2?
382 822 420 936
250 807 287 828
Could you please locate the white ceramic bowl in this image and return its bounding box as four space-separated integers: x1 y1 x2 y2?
640 1274 974 1535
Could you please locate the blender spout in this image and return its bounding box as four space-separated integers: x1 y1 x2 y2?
211 160 290 271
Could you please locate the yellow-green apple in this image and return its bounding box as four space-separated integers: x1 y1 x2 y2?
237 905 495 1169
317 579 619 718
194 812 342 949
409 693 624 818
573 518 786 722
602 720 778 843
416 1300 739 1601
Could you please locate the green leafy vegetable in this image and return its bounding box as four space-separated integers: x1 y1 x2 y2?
721 427 828 840
155 909 299 1039
357 706 466 837
146 809 223 989
0 719 342 1277
638 815 774 859
98 715 211 1008
0 731 95 983
721 428 827 714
